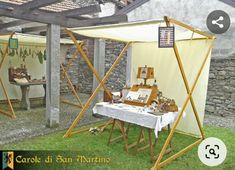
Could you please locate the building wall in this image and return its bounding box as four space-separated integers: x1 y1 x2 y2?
104 40 127 91
206 56 235 116
60 39 94 94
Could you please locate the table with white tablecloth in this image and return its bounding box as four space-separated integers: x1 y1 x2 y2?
93 102 185 138
93 102 186 160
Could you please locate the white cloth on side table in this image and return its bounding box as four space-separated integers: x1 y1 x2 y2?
92 102 186 138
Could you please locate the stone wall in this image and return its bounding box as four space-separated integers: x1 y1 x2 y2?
206 56 235 116
60 40 127 94
60 39 94 94
104 40 127 91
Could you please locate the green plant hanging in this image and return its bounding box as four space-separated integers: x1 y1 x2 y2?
38 51 43 64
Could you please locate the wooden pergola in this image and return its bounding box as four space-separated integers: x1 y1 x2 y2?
0 0 149 127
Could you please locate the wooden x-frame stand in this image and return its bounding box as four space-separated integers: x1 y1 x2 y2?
108 119 173 162
64 16 215 170
0 32 16 118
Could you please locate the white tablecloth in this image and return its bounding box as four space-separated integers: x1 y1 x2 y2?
93 102 185 138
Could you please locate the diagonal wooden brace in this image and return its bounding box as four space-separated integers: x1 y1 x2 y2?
64 42 131 138
66 29 113 99
0 32 16 118
60 64 83 108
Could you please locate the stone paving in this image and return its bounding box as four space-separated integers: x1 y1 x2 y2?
0 93 105 145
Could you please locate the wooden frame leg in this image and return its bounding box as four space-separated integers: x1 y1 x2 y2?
148 129 155 161
108 119 116 145
60 64 83 108
119 121 129 152
63 36 131 138
0 32 16 118
134 127 145 151
66 30 112 99
101 119 114 132
0 78 16 118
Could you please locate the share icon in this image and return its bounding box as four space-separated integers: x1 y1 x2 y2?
206 10 230 34
212 16 224 28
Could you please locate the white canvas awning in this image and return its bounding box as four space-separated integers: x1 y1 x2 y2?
0 33 78 46
68 20 207 42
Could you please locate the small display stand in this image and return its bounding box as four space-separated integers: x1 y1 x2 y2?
124 66 158 106
124 84 158 106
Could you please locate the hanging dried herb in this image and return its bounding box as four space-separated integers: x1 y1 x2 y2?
38 51 43 64
9 49 15 57
43 49 46 60
0 48 3 59
20 47 23 58
24 49 28 56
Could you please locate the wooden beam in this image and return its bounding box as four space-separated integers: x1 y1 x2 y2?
90 14 128 25
20 0 63 11
0 2 127 27
60 33 89 40
0 20 31 29
22 26 46 33
62 5 101 18
115 0 150 15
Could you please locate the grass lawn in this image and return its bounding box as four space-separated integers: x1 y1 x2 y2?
1 123 235 170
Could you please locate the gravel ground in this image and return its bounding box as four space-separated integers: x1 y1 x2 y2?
204 113 235 131
0 95 234 145
0 93 106 145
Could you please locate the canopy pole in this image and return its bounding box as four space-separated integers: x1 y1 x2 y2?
0 32 16 118
64 42 131 138
66 30 113 99
167 17 213 39
152 16 215 170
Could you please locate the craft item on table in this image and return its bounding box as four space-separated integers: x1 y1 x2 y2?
124 84 158 107
13 77 29 84
137 65 154 85
121 86 131 101
8 66 30 82
150 91 178 113
111 92 122 103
